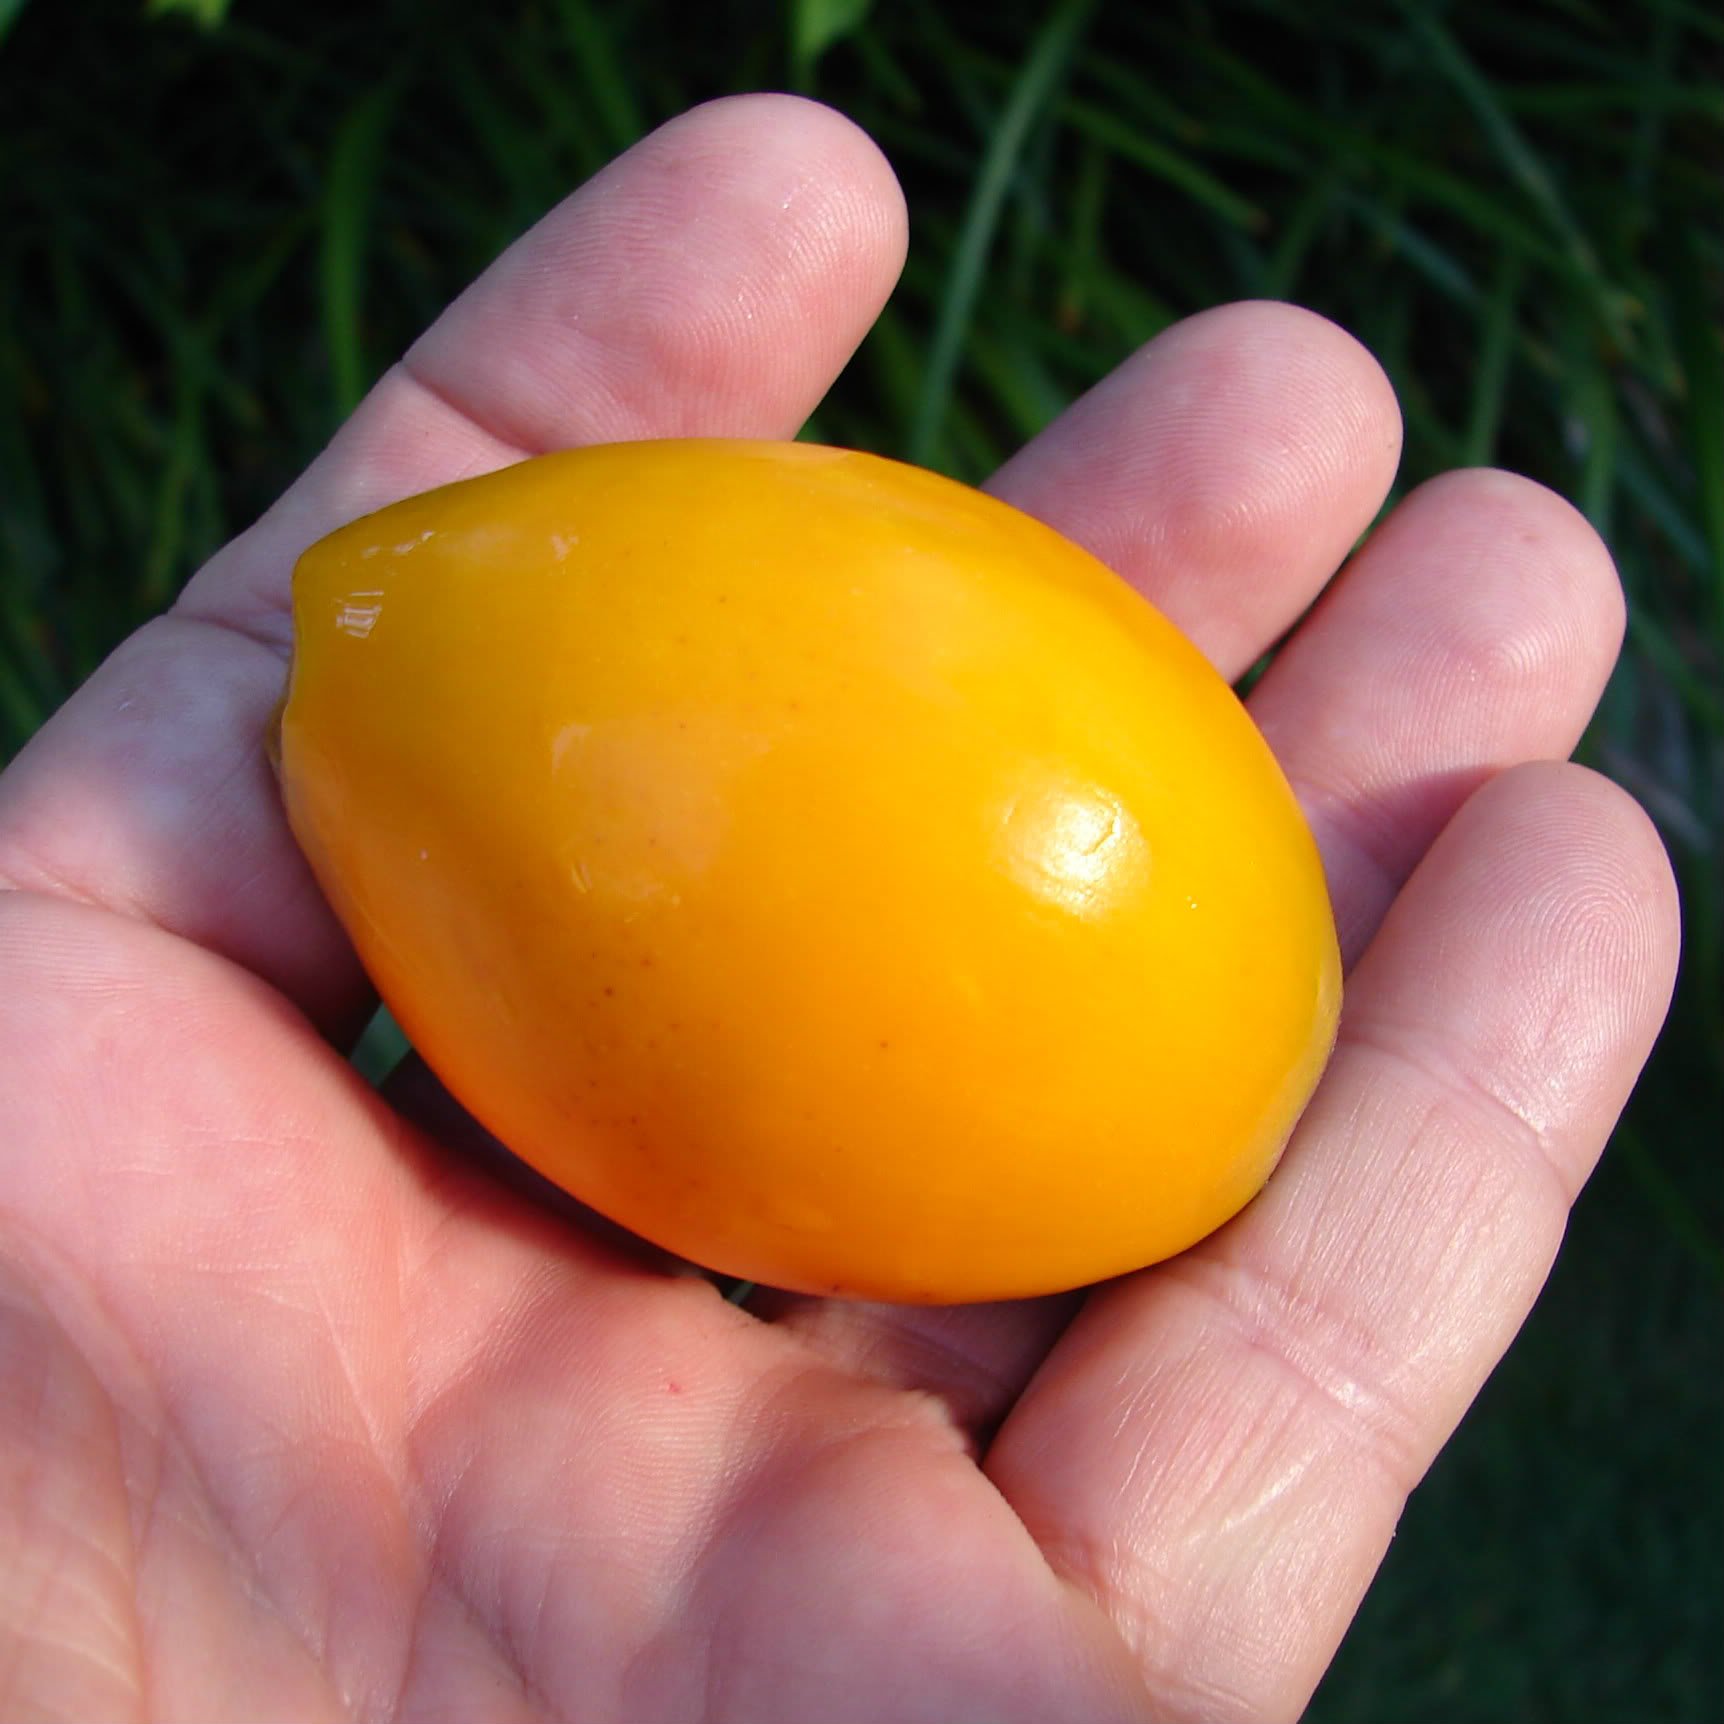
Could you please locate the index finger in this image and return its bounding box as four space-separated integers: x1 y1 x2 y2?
0 97 908 1032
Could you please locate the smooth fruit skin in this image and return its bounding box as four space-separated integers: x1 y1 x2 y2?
280 440 1340 1303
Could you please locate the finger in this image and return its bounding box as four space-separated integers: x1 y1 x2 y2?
746 1288 1085 1445
764 301 1400 1427
987 300 1403 679
181 94 909 644
1252 468 1626 964
0 97 908 1034
986 763 1680 1722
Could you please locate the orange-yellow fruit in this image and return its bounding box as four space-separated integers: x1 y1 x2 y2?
279 440 1339 1302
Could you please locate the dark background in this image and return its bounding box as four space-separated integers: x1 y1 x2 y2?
2 2 1719 1717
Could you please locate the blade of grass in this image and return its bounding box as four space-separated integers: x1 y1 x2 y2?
908 0 1095 468
845 23 922 111
937 35 1266 233
434 50 565 232
1506 80 1724 122
1260 161 1343 300
1054 134 1107 332
1394 0 1628 348
858 108 982 178
145 0 232 22
1002 112 1058 305
1184 33 1620 310
965 324 1069 444
1079 263 1176 353
1335 188 1480 309
0 588 50 752
321 75 402 421
1670 0 1724 41
1669 225 1724 652
0 655 45 753
1568 344 1619 542
1627 0 1684 205
1622 608 1724 729
1058 97 1263 231
1617 439 1714 575
554 0 644 154
858 299 928 449
790 0 872 89
909 15 1015 153
508 31 612 181
1460 246 1525 467
351 1004 411 1085
1347 144 1574 284
1074 49 1207 149
140 365 207 608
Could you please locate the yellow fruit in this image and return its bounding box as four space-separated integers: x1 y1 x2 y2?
279 440 1339 1302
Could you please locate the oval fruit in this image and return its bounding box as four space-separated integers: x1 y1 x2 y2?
279 440 1340 1302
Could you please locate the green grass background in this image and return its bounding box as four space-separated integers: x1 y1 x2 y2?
2 1 1719 1717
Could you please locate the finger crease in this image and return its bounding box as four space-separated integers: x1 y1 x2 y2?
1338 1014 1578 1211
393 355 537 468
1161 1247 1427 1501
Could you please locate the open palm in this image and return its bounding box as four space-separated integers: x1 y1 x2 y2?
0 98 1678 1722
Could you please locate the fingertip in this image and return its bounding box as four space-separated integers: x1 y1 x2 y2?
409 90 909 446
1389 468 1628 662
988 298 1406 675
1205 298 1405 465
1458 759 1682 1024
680 91 910 273
1150 300 1405 495
615 93 908 313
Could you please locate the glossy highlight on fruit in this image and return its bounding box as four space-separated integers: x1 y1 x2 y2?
279 440 1341 1303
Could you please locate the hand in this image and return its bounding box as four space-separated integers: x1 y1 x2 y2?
0 96 1678 1721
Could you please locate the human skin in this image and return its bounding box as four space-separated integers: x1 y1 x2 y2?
0 95 1680 1721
